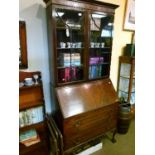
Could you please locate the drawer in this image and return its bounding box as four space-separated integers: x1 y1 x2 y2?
63 104 118 133
63 103 118 149
64 117 117 150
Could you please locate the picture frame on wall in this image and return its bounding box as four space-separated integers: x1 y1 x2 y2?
19 21 28 69
124 0 135 31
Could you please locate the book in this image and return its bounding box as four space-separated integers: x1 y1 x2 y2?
20 129 41 147
71 53 81 66
91 66 97 79
65 67 70 82
59 53 70 67
21 136 40 147
59 53 81 67
89 57 104 65
20 129 38 142
19 106 44 127
19 112 24 127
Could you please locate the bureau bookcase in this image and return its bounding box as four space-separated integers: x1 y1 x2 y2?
43 0 119 153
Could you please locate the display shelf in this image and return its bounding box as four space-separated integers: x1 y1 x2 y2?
57 65 83 69
118 89 135 94
57 47 84 50
56 26 81 30
19 122 48 155
45 0 117 86
19 100 44 111
89 47 111 49
19 71 49 155
19 84 42 90
117 56 135 104
19 121 45 132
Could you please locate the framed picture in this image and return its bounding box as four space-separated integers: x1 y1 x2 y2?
124 0 135 31
19 21 28 69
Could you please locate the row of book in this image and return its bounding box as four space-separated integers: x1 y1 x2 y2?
20 129 40 147
89 57 104 65
59 53 81 67
89 65 103 79
58 67 83 83
19 106 43 127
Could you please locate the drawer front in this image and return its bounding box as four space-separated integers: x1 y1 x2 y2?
63 103 118 149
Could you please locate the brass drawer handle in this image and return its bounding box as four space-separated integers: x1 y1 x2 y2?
73 138 81 145
74 121 81 127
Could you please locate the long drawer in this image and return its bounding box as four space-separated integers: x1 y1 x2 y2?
63 103 118 149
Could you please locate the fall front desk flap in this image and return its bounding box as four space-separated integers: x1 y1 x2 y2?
56 78 119 119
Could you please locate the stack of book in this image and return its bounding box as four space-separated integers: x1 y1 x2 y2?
20 129 40 147
19 106 43 127
71 53 81 66
61 53 70 67
89 57 104 65
58 67 83 82
89 57 104 79
59 53 81 67
89 65 102 79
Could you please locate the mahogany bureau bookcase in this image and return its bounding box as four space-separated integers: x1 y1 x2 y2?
43 0 119 153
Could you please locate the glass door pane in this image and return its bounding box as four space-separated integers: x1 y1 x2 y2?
120 63 131 78
89 12 114 79
54 8 85 84
130 78 135 104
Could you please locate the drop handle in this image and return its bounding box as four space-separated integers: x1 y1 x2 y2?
74 121 81 127
73 138 81 145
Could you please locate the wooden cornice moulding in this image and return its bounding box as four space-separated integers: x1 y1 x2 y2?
43 0 119 11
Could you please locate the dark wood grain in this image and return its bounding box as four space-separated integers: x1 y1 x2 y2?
44 0 119 13
56 78 119 118
19 86 44 111
56 78 119 150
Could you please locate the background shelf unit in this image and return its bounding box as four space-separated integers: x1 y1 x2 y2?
117 56 135 104
19 71 49 155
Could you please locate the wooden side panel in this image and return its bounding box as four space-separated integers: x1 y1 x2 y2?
19 86 44 110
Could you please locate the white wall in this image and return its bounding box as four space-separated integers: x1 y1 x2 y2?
19 0 52 113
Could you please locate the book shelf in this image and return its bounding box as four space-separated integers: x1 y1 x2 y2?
117 56 135 104
117 56 135 118
19 71 49 155
44 0 119 153
45 0 117 87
